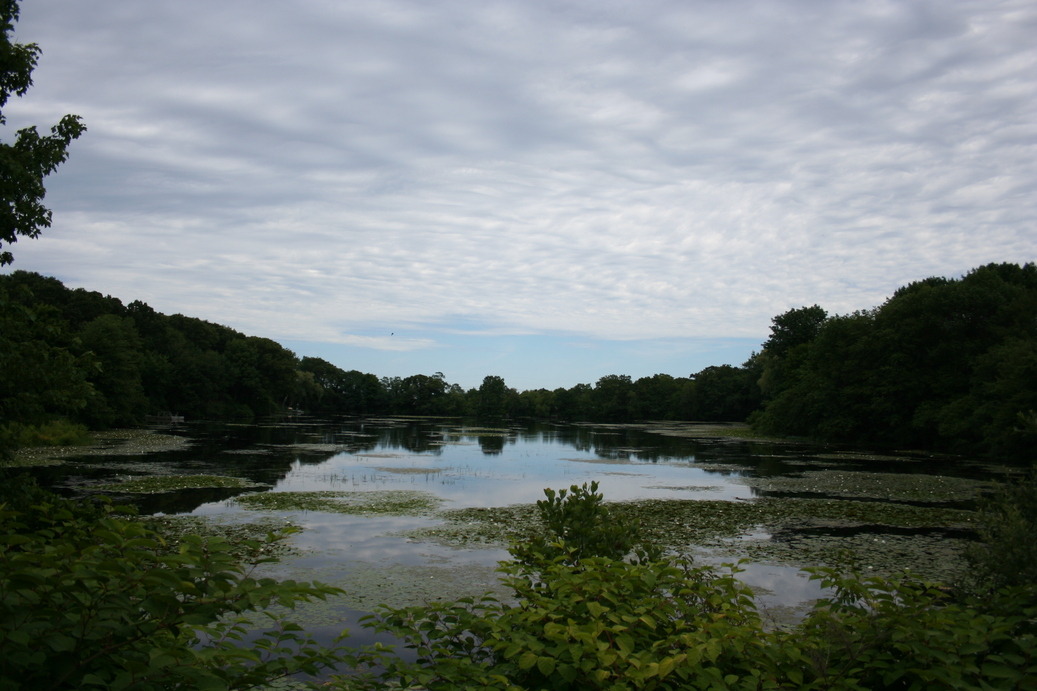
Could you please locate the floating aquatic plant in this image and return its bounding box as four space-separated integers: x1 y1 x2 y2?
97 474 268 494
234 489 443 516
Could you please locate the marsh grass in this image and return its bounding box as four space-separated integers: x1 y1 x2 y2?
9 428 191 467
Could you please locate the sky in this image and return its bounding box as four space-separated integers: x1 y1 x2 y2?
3 0 1035 391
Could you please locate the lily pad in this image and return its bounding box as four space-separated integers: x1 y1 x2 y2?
96 474 269 494
745 470 995 503
234 490 443 516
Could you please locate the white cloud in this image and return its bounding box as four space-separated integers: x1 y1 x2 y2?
4 0 1035 386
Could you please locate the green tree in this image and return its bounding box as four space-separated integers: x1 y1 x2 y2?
632 374 693 420
592 374 635 422
0 0 85 265
552 383 594 421
77 314 147 427
476 375 511 420
394 373 449 415
515 388 555 418
690 365 758 421
762 304 827 359
0 277 94 455
751 264 1037 458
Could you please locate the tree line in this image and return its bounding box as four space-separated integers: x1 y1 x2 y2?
3 261 1036 462
0 269 759 442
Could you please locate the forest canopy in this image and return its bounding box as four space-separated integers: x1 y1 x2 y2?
2 261 1035 462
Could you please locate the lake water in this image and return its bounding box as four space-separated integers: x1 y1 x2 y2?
35 416 993 645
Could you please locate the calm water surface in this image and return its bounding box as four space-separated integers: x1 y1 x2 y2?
39 416 985 637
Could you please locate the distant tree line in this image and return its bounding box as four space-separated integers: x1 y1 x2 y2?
0 269 758 429
3 262 1035 461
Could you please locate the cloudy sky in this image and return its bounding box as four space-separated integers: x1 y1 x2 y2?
4 0 1035 390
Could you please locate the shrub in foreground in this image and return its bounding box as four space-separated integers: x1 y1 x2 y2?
341 482 1037 690
0 491 353 690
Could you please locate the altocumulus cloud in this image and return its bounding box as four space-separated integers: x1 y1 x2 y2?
4 0 1035 388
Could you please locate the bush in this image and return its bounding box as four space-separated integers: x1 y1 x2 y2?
0 491 353 690
342 484 1037 690
965 470 1037 596
509 481 660 569
801 569 1037 689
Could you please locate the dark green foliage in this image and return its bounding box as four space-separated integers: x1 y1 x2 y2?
6 264 762 430
476 375 515 420
801 569 1037 690
591 374 637 422
753 263 1037 460
0 278 95 458
7 259 1033 462
965 471 1037 596
77 314 148 427
510 481 660 568
1 419 92 451
690 364 760 421
0 0 85 265
629 373 693 420
0 483 352 690
762 304 828 359
0 271 314 432
299 357 388 414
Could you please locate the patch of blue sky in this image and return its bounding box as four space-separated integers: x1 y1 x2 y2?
280 330 762 392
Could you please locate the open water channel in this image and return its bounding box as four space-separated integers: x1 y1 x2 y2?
29 416 1003 647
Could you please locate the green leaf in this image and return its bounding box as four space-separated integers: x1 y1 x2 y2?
981 663 1022 680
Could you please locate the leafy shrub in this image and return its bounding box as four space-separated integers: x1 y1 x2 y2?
965 470 1037 596
0 492 353 690
342 484 1037 690
509 481 660 569
351 555 778 690
801 569 1037 689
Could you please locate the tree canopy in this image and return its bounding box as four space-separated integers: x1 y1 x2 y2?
0 0 85 265
751 263 1037 461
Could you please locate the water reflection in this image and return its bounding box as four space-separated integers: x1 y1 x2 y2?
33 416 986 617
222 421 755 510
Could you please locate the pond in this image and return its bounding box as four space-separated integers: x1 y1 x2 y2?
24 416 1006 643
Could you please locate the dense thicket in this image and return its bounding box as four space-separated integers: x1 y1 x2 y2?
751 262 1037 461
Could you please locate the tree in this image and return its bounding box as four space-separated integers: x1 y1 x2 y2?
761 304 827 359
76 314 147 427
0 277 94 455
592 374 634 422
690 365 758 421
476 375 510 420
0 0 85 265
